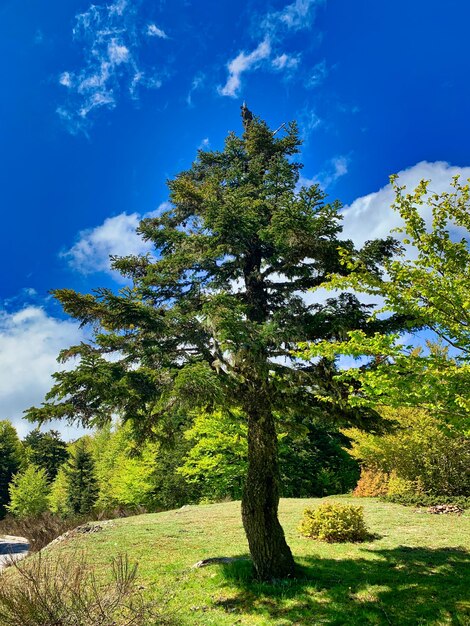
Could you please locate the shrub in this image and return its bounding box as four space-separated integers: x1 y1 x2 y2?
299 502 370 542
7 466 49 518
384 492 470 508
353 468 389 497
345 407 470 497
0 552 173 626
386 470 421 499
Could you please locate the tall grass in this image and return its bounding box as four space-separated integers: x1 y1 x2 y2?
0 552 173 626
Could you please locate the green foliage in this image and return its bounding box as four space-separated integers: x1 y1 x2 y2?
7 465 50 518
347 407 470 497
178 410 359 501
65 440 98 515
90 422 195 512
178 410 247 501
48 467 72 516
299 176 470 430
23 429 68 482
385 471 420 499
278 420 359 497
25 111 401 579
0 421 23 518
298 502 369 542
383 492 470 508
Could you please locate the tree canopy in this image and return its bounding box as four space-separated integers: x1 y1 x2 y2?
299 176 470 432
26 110 401 579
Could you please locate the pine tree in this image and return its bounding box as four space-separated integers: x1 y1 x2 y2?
0 421 23 518
23 428 68 482
27 110 400 579
65 441 98 515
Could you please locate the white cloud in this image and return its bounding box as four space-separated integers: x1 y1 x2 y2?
63 203 170 277
298 155 349 191
107 40 130 65
0 306 89 439
63 213 151 276
218 39 271 98
219 0 324 98
341 161 470 247
59 71 72 87
58 0 165 133
146 23 168 39
298 107 322 142
272 53 300 71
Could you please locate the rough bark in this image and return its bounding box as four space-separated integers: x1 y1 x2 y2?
241 407 296 580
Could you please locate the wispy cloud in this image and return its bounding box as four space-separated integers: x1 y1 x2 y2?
146 23 168 39
218 0 324 98
218 39 271 98
263 0 324 33
58 0 168 133
306 58 328 88
299 155 349 190
186 72 205 107
298 106 322 142
272 53 301 71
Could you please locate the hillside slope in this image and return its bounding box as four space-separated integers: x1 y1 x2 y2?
46 497 470 625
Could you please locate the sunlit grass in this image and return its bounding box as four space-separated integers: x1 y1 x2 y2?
47 496 470 625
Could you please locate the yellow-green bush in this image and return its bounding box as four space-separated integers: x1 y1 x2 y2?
299 502 369 542
345 407 470 497
353 468 389 497
386 470 422 499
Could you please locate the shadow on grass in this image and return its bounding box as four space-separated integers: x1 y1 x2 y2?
215 547 470 625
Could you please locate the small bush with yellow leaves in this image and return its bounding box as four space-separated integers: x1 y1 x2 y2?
299 502 370 542
353 468 389 497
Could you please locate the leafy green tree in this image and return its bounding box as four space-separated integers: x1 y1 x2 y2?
65 440 98 515
345 407 470 496
7 465 49 518
90 423 194 512
0 421 24 518
179 410 247 501
179 410 359 501
300 176 470 431
26 111 399 579
23 429 68 482
48 466 72 516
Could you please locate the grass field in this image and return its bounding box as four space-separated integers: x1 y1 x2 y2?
46 497 470 625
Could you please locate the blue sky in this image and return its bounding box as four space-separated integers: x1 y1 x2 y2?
1 0 470 436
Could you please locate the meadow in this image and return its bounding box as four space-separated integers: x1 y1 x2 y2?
46 496 470 625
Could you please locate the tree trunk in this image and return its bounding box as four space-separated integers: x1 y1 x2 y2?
241 408 296 580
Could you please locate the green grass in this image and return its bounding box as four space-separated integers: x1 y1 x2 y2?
48 497 470 625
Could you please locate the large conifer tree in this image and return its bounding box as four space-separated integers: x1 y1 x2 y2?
27 110 399 579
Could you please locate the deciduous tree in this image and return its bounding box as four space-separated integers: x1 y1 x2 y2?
300 176 470 432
